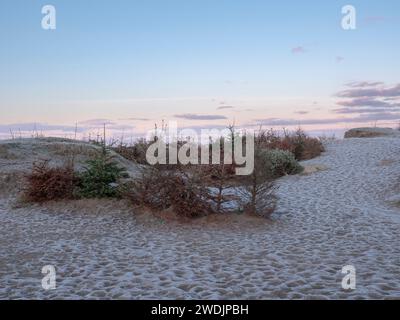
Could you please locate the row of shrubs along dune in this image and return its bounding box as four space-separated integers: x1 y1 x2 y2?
22 149 128 203
22 127 323 218
113 127 324 165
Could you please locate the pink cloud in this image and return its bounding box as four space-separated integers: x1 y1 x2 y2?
291 46 306 54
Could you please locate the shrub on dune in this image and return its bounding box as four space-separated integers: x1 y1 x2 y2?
113 138 150 165
239 148 277 218
23 160 77 203
255 128 325 161
75 151 128 199
125 166 213 218
264 149 304 177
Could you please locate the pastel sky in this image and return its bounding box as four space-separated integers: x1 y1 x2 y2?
1 0 400 139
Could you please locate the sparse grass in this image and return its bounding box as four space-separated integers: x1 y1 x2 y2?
0 145 18 160
47 143 101 158
345 131 386 138
393 201 400 208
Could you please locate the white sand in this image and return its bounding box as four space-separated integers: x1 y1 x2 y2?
0 137 399 299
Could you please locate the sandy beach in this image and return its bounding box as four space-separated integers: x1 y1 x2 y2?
0 136 399 299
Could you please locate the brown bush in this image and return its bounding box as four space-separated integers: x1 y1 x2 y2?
23 160 78 203
255 128 324 161
300 135 325 160
168 172 214 218
124 166 214 218
114 138 150 164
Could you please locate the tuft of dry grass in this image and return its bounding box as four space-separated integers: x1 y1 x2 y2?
378 159 396 167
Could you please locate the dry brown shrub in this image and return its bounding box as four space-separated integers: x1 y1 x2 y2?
124 166 214 218
23 160 78 203
255 128 324 161
114 138 150 164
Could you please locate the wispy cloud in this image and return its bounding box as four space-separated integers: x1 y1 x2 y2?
181 124 231 132
0 123 84 134
106 124 135 131
76 119 135 131
291 46 306 54
174 114 228 120
336 83 400 98
119 117 150 121
217 106 235 110
294 110 309 115
336 97 399 108
251 113 400 127
78 119 116 126
336 56 345 63
0 122 135 139
334 82 400 115
345 81 384 88
332 107 397 114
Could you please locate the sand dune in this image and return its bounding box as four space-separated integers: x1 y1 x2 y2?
0 136 399 299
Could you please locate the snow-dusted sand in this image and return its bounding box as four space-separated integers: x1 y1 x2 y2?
0 137 399 299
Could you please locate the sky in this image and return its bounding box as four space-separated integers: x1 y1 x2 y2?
1 0 400 139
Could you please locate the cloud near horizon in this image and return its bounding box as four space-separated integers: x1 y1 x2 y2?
294 110 309 115
0 122 135 137
336 83 400 98
333 82 400 115
251 112 400 127
78 119 116 126
332 107 398 114
174 113 228 120
77 119 135 131
217 106 235 110
0 123 84 134
119 117 150 121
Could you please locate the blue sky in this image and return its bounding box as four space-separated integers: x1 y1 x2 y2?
1 0 399 138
